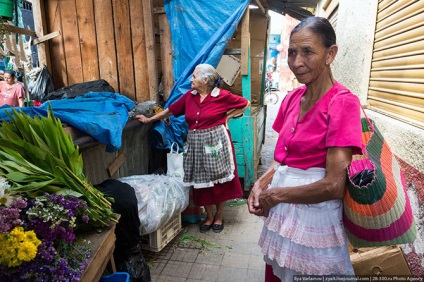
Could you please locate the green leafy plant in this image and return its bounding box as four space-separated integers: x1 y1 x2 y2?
179 229 221 250
0 107 118 227
225 198 247 207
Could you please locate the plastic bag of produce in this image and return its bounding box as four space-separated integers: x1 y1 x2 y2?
118 174 189 235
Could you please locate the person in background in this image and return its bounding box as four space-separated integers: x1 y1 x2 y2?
0 70 25 107
247 17 362 281
137 63 250 233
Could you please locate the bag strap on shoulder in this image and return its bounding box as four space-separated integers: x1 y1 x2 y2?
360 105 374 132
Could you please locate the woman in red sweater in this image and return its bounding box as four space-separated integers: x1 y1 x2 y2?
137 63 250 233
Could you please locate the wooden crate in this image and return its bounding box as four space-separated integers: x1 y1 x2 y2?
140 214 182 252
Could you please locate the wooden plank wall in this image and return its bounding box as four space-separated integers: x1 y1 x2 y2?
41 0 171 102
81 123 151 185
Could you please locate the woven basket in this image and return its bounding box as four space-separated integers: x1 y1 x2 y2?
343 118 416 247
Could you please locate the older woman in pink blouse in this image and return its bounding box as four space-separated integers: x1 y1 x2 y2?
248 17 363 281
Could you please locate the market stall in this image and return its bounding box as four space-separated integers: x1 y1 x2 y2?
148 1 270 190
0 109 121 280
225 5 269 189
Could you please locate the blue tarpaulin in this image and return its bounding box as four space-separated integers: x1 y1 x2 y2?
150 0 250 151
0 92 135 152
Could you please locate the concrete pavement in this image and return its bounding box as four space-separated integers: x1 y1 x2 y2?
144 202 265 282
142 93 286 282
142 88 423 279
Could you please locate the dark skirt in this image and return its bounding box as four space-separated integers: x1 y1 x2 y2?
192 130 243 206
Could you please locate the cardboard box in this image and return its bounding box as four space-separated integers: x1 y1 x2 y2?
349 245 412 276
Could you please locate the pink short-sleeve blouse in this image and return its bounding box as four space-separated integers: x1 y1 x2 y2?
0 82 25 107
272 81 362 170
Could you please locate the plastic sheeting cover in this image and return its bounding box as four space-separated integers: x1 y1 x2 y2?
118 174 189 235
150 0 250 151
0 92 135 152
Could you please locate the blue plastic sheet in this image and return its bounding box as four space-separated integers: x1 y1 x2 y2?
150 0 249 150
0 92 135 152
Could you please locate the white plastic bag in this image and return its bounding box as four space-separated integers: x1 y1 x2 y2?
167 142 184 178
118 174 189 235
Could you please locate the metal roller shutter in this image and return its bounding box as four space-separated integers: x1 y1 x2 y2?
369 0 424 128
328 6 338 32
323 0 339 31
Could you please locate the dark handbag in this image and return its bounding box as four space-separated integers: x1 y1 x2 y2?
343 114 417 247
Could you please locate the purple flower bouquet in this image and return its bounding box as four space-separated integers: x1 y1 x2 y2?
0 181 92 281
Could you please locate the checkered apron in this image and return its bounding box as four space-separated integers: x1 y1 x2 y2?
183 124 235 188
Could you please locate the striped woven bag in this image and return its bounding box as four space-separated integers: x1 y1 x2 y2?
343 116 417 247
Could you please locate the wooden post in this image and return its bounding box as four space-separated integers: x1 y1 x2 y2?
240 7 251 114
142 0 158 101
240 8 250 77
240 6 254 189
31 0 51 71
158 8 174 101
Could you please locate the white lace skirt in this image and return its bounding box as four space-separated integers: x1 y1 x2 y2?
259 165 354 281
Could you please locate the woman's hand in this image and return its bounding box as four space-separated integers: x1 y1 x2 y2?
249 184 283 217
226 101 250 128
248 161 277 216
253 148 353 210
258 188 283 217
135 114 151 124
248 181 265 216
136 108 171 125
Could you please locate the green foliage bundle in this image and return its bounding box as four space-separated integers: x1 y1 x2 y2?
0 108 118 227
